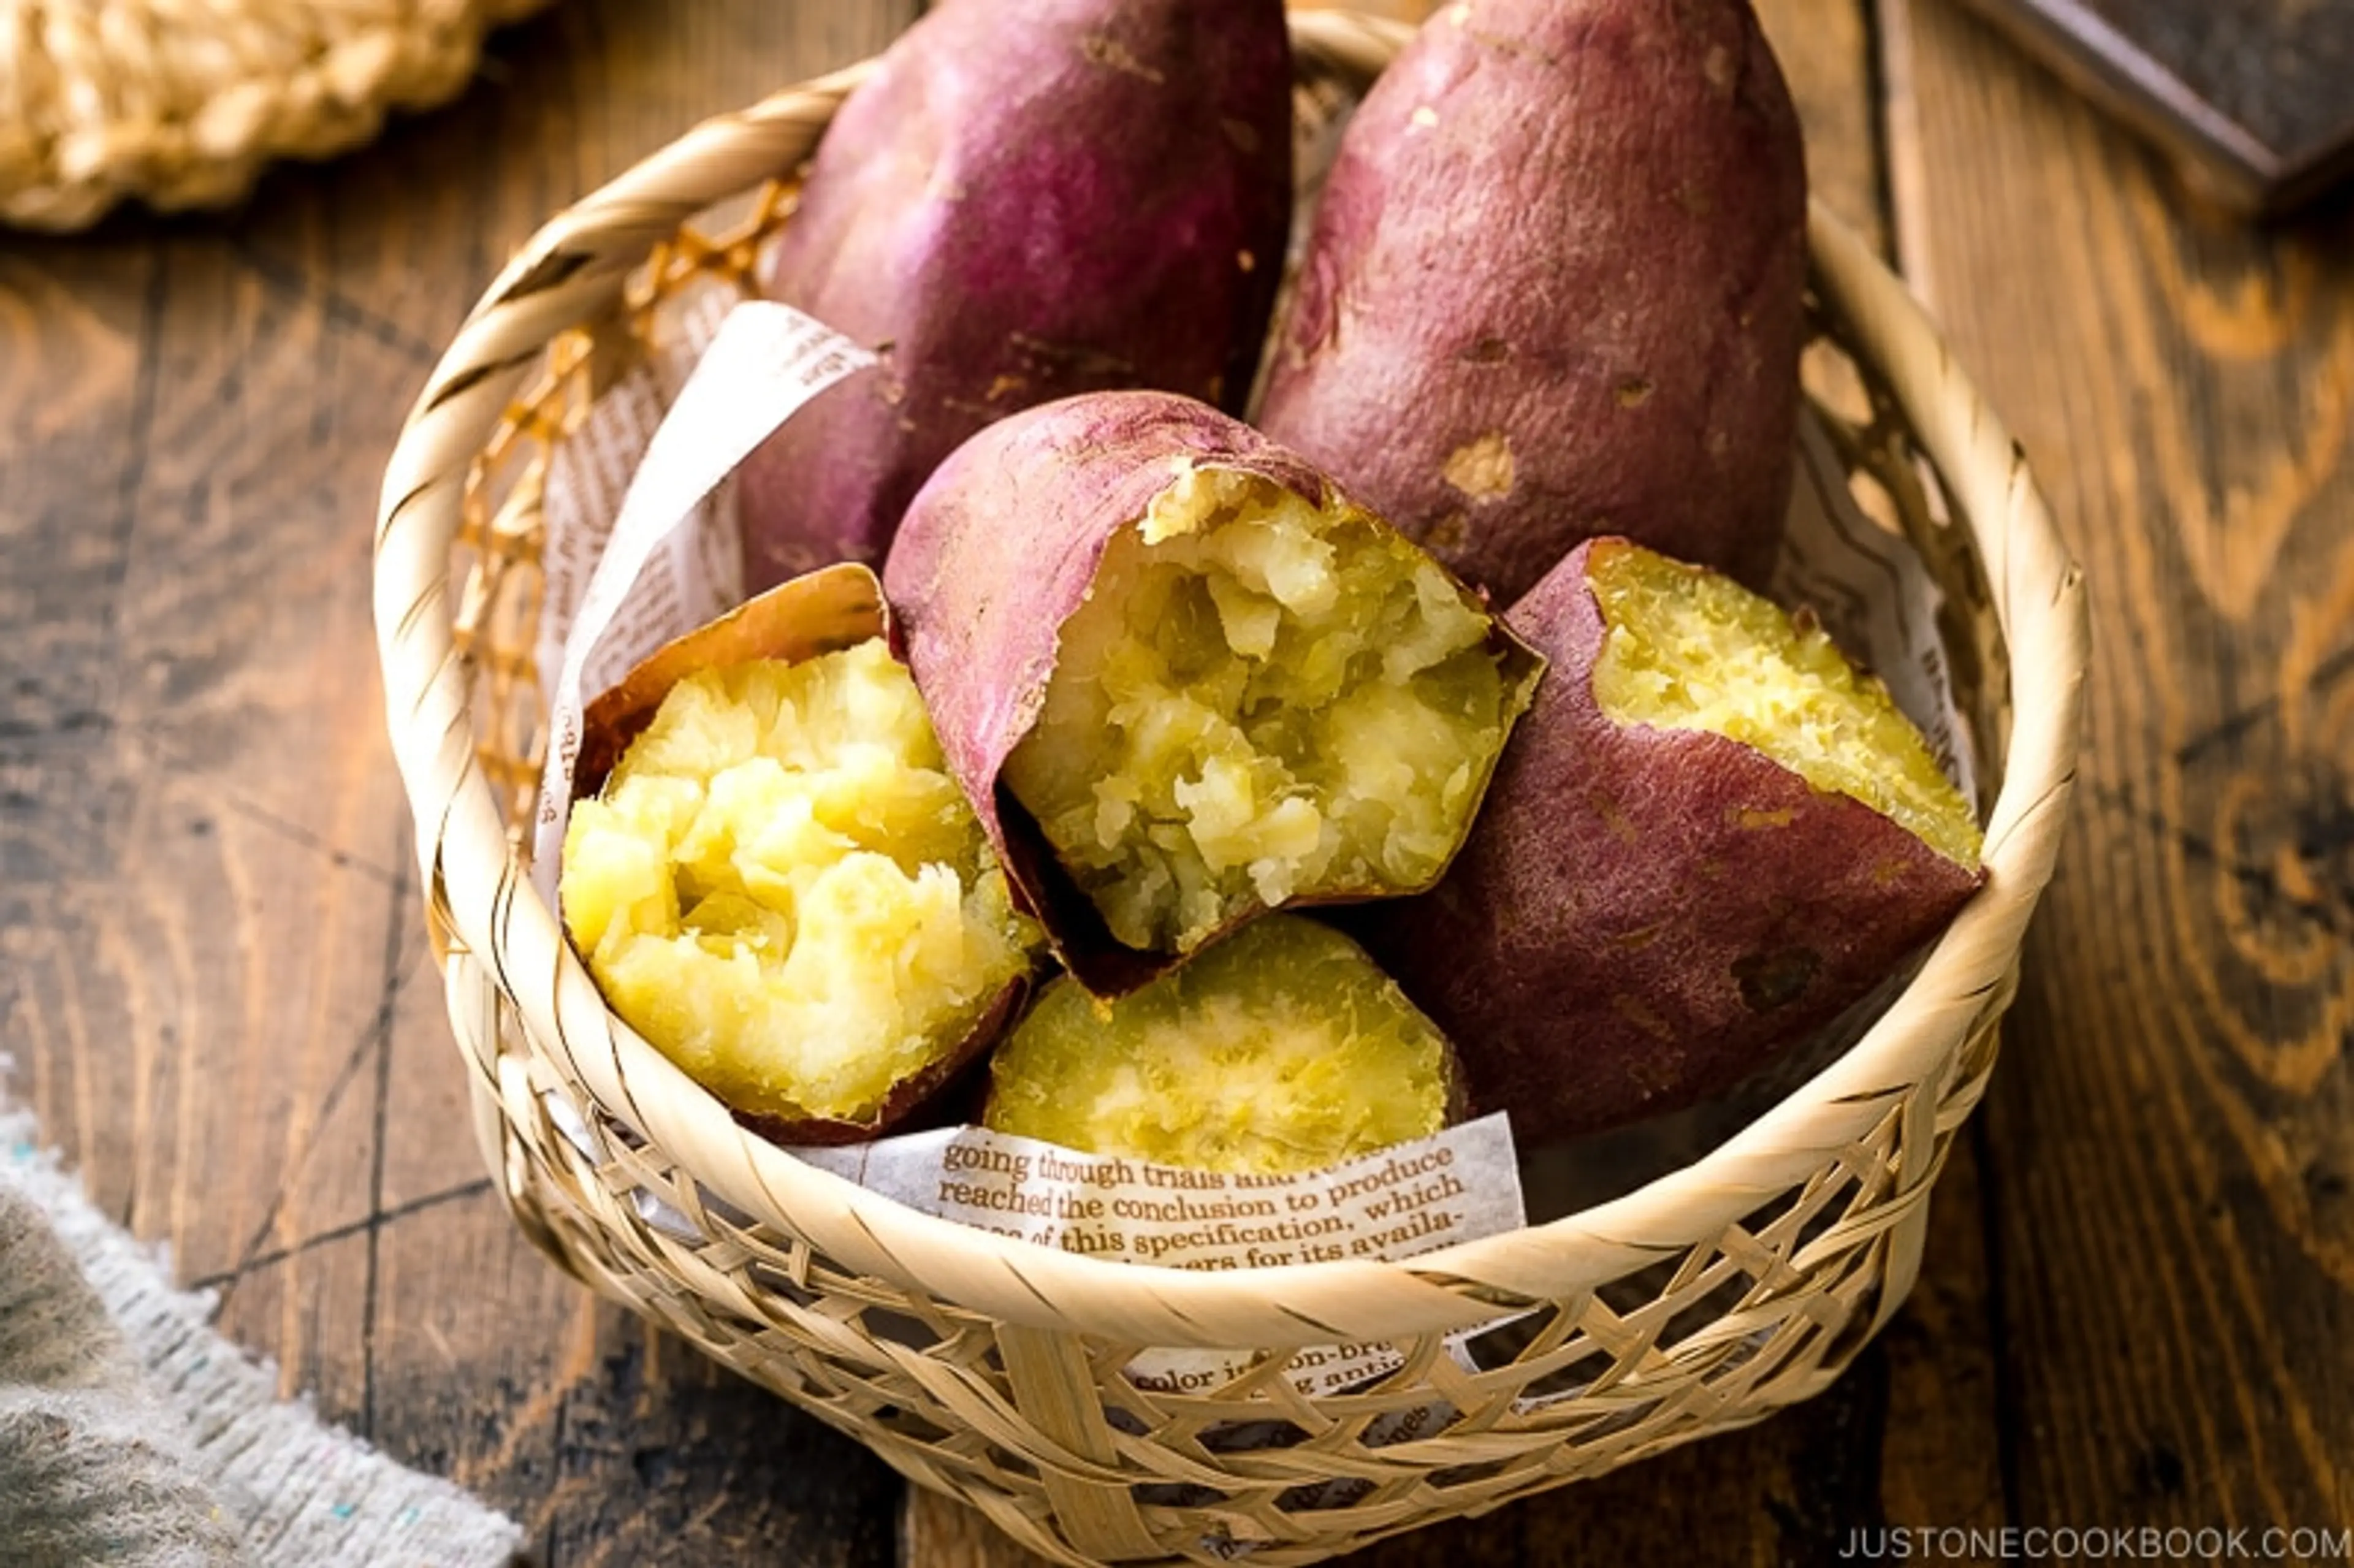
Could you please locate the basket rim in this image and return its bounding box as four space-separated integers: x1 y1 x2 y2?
371 8 2089 1348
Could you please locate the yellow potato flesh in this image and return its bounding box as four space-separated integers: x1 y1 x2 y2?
560 642 1037 1125
1002 467 1516 955
985 916 1454 1175
1586 540 1983 869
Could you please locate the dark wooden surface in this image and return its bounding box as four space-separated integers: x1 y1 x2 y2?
1949 0 2354 214
2 1 2350 1564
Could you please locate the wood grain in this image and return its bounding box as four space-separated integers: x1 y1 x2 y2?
5 0 2346 1564
0 3 913 1562
1886 0 2354 1537
1949 0 2354 213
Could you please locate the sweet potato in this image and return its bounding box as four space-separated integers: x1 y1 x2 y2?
1258 0 1808 603
983 915 1461 1174
736 0 1292 590
558 568 1040 1143
883 391 1545 996
1349 539 1984 1143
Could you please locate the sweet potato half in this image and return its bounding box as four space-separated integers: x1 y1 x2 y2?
1352 540 1984 1143
558 570 1040 1142
736 0 1293 589
883 392 1545 995
984 916 1461 1174
1259 0 1808 603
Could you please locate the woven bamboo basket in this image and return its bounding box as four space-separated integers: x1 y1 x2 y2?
0 0 552 231
372 12 2088 1564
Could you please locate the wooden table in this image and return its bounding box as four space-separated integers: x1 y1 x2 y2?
3 1 2348 1562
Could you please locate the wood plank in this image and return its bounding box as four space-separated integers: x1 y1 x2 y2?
1885 0 2354 1536
1 238 159 1180
1758 0 1890 251
0 3 916 1564
367 1195 903 1567
901 1 2007 1559
107 227 419 1281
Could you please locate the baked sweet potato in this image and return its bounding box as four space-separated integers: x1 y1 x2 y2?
736 0 1292 590
1258 0 1808 603
983 915 1461 1174
1350 540 1984 1143
558 568 1040 1142
883 391 1545 996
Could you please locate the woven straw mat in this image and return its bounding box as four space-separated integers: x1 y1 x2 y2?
0 0 552 230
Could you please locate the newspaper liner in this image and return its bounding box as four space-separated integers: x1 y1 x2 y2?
528 295 876 903
795 1117 1525 1399
520 297 1978 1485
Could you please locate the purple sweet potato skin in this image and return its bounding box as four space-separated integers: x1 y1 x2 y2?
1258 0 1807 603
1348 541 1983 1144
882 391 1347 997
737 0 1293 592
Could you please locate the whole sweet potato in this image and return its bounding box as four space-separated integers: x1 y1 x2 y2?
884 391 1544 997
1259 0 1808 603
1349 540 1984 1143
737 0 1293 591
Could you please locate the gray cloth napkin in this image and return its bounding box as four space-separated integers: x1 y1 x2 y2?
0 1177 242 1564
0 1099 525 1567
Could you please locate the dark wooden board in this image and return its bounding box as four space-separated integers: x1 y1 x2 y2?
0 4 916 1564
1950 0 2354 213
1889 0 2354 1538
6 0 2352 1563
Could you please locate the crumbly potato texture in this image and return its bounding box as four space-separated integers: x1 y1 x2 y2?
1350 538 1987 1142
984 916 1456 1174
999 466 1522 956
1586 541 1983 868
560 641 1036 1127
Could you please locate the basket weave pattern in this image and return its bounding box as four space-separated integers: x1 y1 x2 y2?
0 0 552 230
373 15 2087 1564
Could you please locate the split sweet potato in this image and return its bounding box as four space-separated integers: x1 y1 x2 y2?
883 391 1544 995
1350 539 1984 1142
558 569 1040 1142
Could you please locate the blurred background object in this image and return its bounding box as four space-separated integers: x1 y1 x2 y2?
1950 0 2354 215
0 0 552 231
